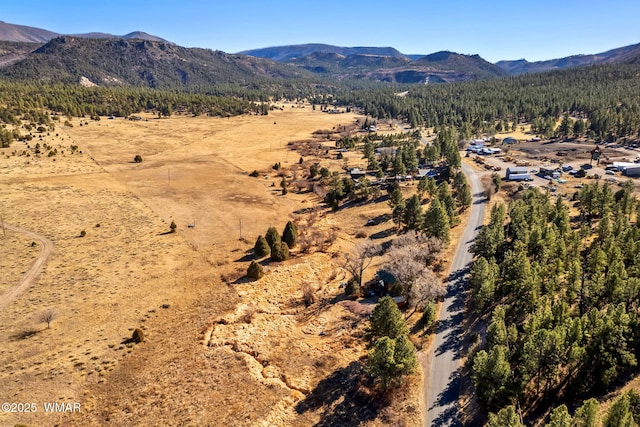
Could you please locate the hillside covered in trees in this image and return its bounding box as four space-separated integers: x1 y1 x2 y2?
470 184 640 424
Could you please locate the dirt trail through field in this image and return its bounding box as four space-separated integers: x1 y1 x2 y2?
0 224 52 312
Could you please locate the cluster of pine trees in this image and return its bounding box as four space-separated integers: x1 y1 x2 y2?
470 184 640 423
366 296 417 390
388 169 471 244
0 81 265 129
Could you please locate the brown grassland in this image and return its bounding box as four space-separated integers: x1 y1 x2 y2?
0 105 426 426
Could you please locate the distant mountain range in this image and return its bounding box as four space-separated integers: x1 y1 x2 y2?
0 20 638 88
0 21 167 43
495 42 640 74
241 45 507 83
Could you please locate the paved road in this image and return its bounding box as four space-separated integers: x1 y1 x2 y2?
423 162 486 426
0 224 52 312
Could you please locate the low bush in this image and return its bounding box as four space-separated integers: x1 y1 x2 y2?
132 328 145 343
247 261 264 279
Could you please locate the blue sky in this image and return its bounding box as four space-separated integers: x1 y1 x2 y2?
2 0 639 62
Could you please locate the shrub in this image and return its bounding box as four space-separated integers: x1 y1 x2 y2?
270 241 290 262
79 230 86 238
247 261 264 279
421 301 437 329
265 226 281 248
249 170 260 177
282 221 298 248
301 282 315 307
134 154 143 163
345 279 359 297
132 328 145 343
254 235 270 257
170 220 177 233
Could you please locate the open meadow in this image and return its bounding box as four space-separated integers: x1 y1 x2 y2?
0 105 425 426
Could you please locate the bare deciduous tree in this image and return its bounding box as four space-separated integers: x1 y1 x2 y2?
386 233 446 318
343 241 381 289
39 308 58 329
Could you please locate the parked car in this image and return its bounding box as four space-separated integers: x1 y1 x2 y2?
606 170 615 175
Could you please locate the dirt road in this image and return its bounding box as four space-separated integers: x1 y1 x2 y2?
423 162 486 426
0 224 52 312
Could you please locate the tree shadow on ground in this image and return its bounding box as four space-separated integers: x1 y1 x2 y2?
430 369 463 427
295 361 385 427
9 328 40 341
369 227 396 240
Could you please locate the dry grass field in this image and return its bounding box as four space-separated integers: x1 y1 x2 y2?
0 105 428 426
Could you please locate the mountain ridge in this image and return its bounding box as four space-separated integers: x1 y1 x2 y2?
0 20 639 87
0 21 168 43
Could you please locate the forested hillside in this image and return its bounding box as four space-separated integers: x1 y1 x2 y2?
470 185 640 424
333 63 640 140
0 36 311 88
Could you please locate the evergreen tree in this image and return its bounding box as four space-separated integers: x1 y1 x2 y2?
424 198 450 244
247 260 264 279
265 226 281 248
282 221 298 248
472 345 513 410
270 241 290 262
369 296 408 340
254 235 270 257
574 398 600 427
604 393 635 427
366 334 417 390
404 194 424 230
546 404 572 427
438 182 458 224
486 406 524 427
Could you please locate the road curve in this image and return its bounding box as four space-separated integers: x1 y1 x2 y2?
0 223 53 312
423 162 486 426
